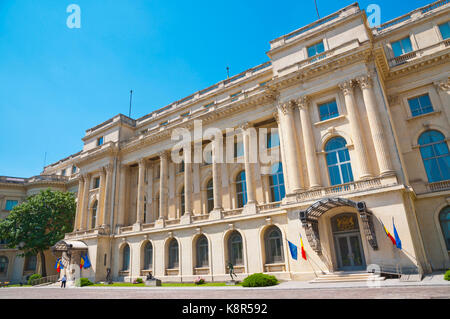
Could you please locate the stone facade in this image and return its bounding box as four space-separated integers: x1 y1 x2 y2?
1 1 449 284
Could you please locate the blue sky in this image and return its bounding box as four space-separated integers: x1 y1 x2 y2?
0 0 431 177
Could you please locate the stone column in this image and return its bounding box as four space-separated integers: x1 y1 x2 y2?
184 145 193 215
242 123 256 204
96 169 106 228
277 101 303 192
159 151 169 220
75 176 85 231
212 138 222 210
146 163 154 223
273 112 290 193
136 159 146 225
101 164 113 227
117 164 128 227
297 96 321 188
357 75 394 176
80 173 91 230
339 80 372 179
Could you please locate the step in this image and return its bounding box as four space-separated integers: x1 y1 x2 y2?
310 273 385 283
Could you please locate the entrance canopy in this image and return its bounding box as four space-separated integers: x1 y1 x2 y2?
299 198 378 255
51 240 88 253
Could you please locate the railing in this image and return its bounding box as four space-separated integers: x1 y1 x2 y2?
427 180 450 192
421 0 449 13
375 264 423 277
389 39 450 68
27 175 69 183
31 274 59 286
258 202 281 211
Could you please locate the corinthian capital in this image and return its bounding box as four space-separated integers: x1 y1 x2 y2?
296 96 310 109
338 80 355 96
434 77 450 91
157 151 169 160
277 100 296 115
356 75 373 90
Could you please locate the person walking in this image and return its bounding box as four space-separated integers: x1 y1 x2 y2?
60 275 67 288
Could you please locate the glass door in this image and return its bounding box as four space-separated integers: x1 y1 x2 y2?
335 233 365 271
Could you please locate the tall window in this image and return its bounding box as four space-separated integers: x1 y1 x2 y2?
143 242 153 270
391 37 413 57
168 239 179 269
234 140 244 158
179 160 185 173
228 231 243 266
91 201 98 229
307 41 325 57
5 200 18 211
267 130 280 149
318 100 339 121
122 244 130 271
235 171 247 208
143 196 147 223
97 136 104 146
72 165 77 174
408 94 434 117
61 169 66 176
0 256 8 274
93 177 100 189
325 137 354 186
439 206 450 250
180 187 185 216
206 179 214 213
438 21 450 40
265 226 284 264
196 235 209 267
24 255 37 271
269 163 285 202
418 130 450 183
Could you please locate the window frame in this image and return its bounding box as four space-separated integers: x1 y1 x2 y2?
325 137 354 186
390 36 413 57
196 236 209 268
235 171 248 208
264 226 284 264
418 130 450 183
318 99 340 122
96 136 104 147
5 199 18 211
407 93 434 117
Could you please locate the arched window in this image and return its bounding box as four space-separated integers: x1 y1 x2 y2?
168 239 179 269
143 196 147 223
265 226 284 264
325 137 354 186
196 235 209 267
269 163 285 202
0 256 8 274
24 255 37 271
180 187 185 216
439 206 450 250
228 231 243 266
122 244 130 271
206 179 214 213
91 201 98 229
236 171 247 208
143 242 153 270
418 130 450 183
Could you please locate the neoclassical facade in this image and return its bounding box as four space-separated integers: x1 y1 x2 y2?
1 1 449 283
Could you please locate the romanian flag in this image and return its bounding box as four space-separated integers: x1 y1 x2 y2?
55 258 61 273
383 222 397 246
393 219 402 250
83 253 91 269
80 254 85 269
300 234 307 260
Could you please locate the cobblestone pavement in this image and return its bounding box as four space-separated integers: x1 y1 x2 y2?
1 285 449 299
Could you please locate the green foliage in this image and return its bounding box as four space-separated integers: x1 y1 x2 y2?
76 278 94 287
194 277 205 285
444 269 450 281
0 189 76 257
28 274 42 286
241 273 279 287
133 278 144 284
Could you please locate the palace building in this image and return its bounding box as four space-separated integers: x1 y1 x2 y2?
1 1 449 284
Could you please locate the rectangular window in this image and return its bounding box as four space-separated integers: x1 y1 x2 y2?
391 37 413 57
94 177 100 189
267 130 280 149
318 100 339 121
408 94 434 117
234 141 244 158
230 91 241 102
61 169 66 176
97 137 104 146
72 165 77 174
307 41 325 57
5 200 18 211
438 21 450 40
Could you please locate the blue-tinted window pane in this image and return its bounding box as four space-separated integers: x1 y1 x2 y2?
408 94 433 117
392 37 412 57
319 101 339 121
440 207 450 250
401 37 412 53
267 131 280 148
307 41 324 57
5 200 18 211
325 137 353 186
419 130 450 183
439 22 450 40
328 166 341 186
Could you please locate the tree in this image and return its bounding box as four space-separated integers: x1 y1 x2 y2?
0 188 76 277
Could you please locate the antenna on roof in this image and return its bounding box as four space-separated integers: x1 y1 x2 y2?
129 89 133 118
226 66 230 78
43 151 47 168
314 0 320 19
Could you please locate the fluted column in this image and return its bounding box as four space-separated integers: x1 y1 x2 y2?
357 75 394 176
146 163 154 223
136 159 146 224
80 173 91 230
184 145 193 215
339 80 372 179
96 169 106 228
212 138 223 210
277 101 303 192
273 112 290 193
242 123 256 204
159 151 169 220
117 164 128 227
297 96 321 188
75 175 85 231
101 164 113 227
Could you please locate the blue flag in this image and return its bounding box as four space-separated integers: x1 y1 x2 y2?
83 253 91 269
59 259 64 270
393 219 402 250
54 258 60 269
287 240 298 260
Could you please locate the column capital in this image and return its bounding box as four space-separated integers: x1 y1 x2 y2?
356 75 373 90
138 158 146 167
338 79 355 96
239 121 253 131
157 151 169 160
273 112 280 124
277 100 296 115
433 77 450 91
103 163 114 174
81 172 91 180
296 95 310 109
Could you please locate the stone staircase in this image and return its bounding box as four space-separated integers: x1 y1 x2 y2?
309 271 385 283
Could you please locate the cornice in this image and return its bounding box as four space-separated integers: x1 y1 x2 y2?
74 142 119 167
